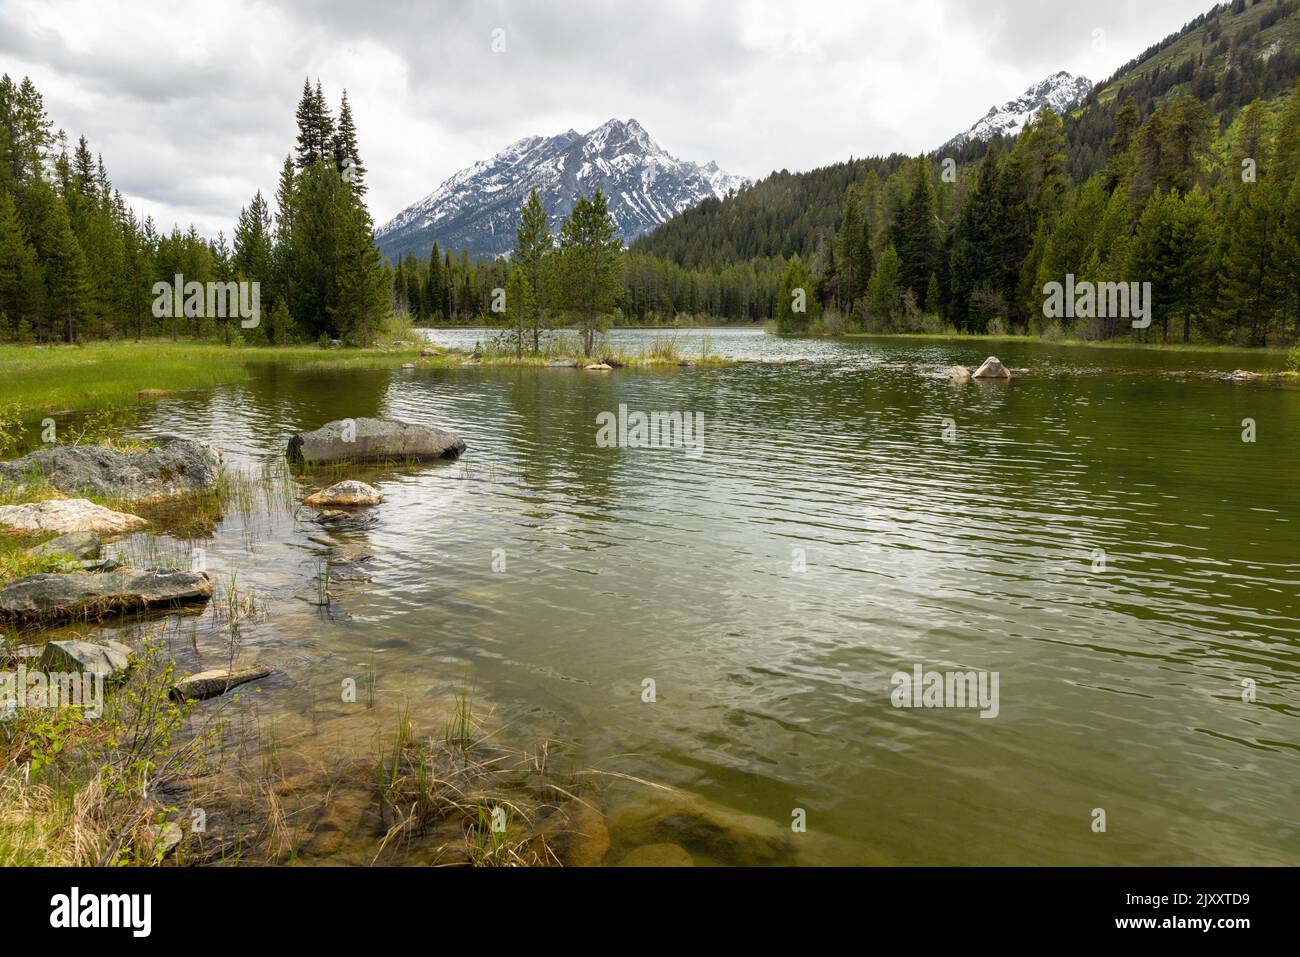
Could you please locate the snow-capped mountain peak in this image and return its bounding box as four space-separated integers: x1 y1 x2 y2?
377 118 748 261
943 71 1092 150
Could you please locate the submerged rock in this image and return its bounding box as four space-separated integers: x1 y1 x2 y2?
172 664 274 701
0 500 146 537
972 356 1011 379
606 792 797 865
286 417 465 465
38 638 132 679
947 365 972 383
537 800 611 867
303 480 383 508
616 843 695 867
0 437 222 502
0 568 212 623
1227 369 1261 381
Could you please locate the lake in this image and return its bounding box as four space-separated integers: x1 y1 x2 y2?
61 328 1300 865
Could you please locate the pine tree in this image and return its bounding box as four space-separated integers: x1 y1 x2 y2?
513 188 551 354
554 189 622 356
333 90 366 194
40 190 87 343
890 157 939 308
775 254 819 332
0 189 43 339
866 244 901 326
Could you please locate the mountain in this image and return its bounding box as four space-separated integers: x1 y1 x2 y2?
376 118 748 261
943 71 1093 150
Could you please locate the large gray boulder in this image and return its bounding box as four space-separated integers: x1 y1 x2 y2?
972 356 1011 380
38 639 132 680
0 568 212 623
286 417 465 465
0 437 222 502
0 500 146 537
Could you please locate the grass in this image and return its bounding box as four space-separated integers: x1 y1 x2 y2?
373 696 590 867
0 340 425 417
0 639 215 866
0 333 731 419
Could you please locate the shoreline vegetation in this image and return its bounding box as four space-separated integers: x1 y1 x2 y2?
0 424 616 866
0 332 731 418
1 326 1296 419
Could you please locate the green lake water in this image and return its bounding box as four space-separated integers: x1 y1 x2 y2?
36 329 1300 865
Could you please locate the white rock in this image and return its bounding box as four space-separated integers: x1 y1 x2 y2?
0 499 146 537
972 356 1011 379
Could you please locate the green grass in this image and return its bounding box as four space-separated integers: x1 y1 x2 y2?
0 336 729 419
0 340 430 417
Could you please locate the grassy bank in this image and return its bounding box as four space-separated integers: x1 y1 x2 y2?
0 334 729 418
0 341 426 416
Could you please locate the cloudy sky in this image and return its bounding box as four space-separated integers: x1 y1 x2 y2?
0 0 1215 237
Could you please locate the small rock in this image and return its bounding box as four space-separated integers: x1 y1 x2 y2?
972 356 1011 379
584 362 613 371
678 359 695 367
145 821 183 859
420 347 437 357
0 643 42 665
0 500 146 538
617 843 695 867
172 664 274 701
25 530 103 561
947 365 972 383
401 362 416 370
38 639 132 679
304 480 383 508
547 360 578 368
1227 369 1260 380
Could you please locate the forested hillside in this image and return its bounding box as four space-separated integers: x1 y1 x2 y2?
616 0 1300 344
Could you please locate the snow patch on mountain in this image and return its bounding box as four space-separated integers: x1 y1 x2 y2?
943 71 1092 150
377 119 748 261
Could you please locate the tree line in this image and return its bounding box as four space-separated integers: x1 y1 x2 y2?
0 74 390 345
773 80 1300 346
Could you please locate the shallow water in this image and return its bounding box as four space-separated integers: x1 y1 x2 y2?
32 329 1300 865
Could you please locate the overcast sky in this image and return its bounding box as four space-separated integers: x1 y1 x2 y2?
0 0 1217 238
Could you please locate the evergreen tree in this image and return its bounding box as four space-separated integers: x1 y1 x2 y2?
0 189 42 339
333 90 366 194
554 189 622 356
890 157 939 308
513 187 552 353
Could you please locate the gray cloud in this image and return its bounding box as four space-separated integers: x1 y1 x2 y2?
0 0 1215 239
